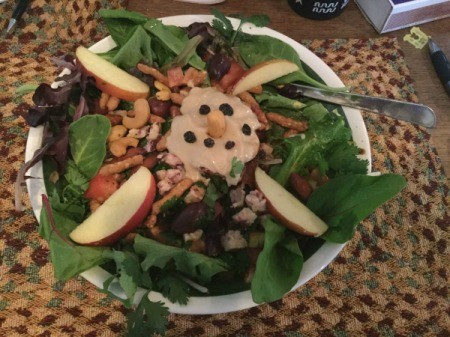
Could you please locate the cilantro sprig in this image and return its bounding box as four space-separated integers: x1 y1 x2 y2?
127 295 169 337
230 157 244 178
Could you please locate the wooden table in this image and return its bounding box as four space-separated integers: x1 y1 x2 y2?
128 0 450 178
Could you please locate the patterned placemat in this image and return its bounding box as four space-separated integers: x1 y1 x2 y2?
0 1 449 336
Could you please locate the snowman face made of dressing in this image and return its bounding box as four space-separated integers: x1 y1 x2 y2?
166 87 261 185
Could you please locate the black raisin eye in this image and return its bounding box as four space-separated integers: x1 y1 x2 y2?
199 105 211 115
242 123 251 136
225 141 235 149
204 138 215 148
184 131 197 143
219 103 233 116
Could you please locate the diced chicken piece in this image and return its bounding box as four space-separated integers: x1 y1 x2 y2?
144 139 157 153
230 185 245 208
245 189 267 213
165 168 184 184
184 185 206 204
128 125 150 139
220 230 248 251
157 179 173 196
147 123 161 141
156 169 167 181
162 153 183 167
156 168 185 195
183 229 204 242
232 207 257 225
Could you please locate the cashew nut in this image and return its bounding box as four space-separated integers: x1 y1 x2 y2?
122 98 150 129
107 125 128 143
106 96 121 111
207 109 226 138
156 90 171 101
154 80 170 93
99 92 110 110
109 137 139 157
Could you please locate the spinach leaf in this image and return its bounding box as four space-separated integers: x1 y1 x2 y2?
255 90 305 112
111 25 153 70
211 9 270 45
231 14 270 45
134 235 228 284
273 71 349 92
144 19 205 70
99 9 148 46
238 34 303 69
307 174 407 243
69 114 110 179
40 197 111 280
251 217 303 303
160 35 203 72
238 34 347 92
301 102 329 122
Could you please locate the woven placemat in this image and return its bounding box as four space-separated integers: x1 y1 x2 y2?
0 1 449 336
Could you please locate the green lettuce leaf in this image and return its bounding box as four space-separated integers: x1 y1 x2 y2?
110 25 153 70
39 199 111 280
69 114 110 179
272 112 367 186
99 9 148 46
307 174 407 243
238 34 303 69
144 19 205 70
134 235 228 283
251 217 303 303
255 90 305 112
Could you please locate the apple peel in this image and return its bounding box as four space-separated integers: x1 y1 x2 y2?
76 46 150 102
231 59 299 96
255 167 328 237
69 166 156 246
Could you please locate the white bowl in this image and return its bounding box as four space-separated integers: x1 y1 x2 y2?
26 15 371 315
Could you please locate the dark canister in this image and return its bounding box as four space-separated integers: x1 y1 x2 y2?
287 0 349 20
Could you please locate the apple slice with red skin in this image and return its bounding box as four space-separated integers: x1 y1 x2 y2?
231 59 299 96
255 167 328 237
69 166 156 246
76 46 150 102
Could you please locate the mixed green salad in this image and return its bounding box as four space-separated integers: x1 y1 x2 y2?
18 9 407 337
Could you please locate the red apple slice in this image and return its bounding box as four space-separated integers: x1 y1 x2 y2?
69 167 156 246
76 46 150 102
255 167 328 237
231 59 299 96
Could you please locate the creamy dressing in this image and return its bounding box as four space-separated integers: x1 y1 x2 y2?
166 87 260 185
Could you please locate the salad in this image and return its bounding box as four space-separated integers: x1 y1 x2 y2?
17 9 407 337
